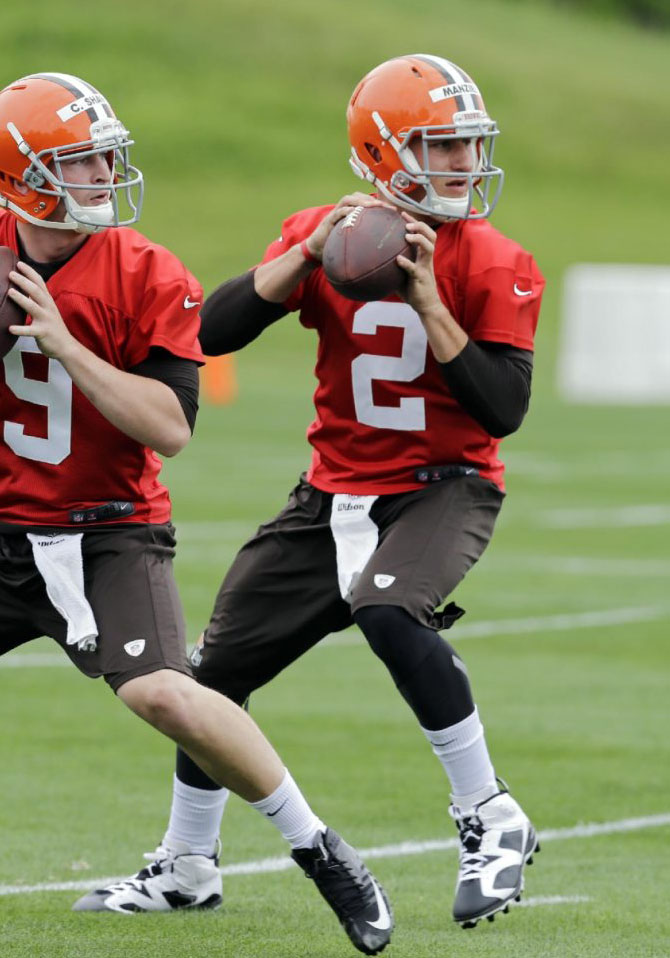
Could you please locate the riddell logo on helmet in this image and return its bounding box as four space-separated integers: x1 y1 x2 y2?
57 93 108 122
429 83 480 103
453 110 487 125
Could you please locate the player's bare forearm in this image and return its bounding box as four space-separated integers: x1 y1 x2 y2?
8 260 190 456
253 243 316 303
254 192 391 303
57 339 191 457
419 302 468 362
398 215 468 362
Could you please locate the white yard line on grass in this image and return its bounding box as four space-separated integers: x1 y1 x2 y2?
3 604 669 668
538 504 670 529
1 812 668 897
485 555 670 577
519 895 591 907
0 652 71 668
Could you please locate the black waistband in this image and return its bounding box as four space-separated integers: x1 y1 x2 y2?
69 501 135 524
414 465 479 483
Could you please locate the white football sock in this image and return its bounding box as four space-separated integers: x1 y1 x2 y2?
421 707 498 811
250 769 326 849
163 774 229 857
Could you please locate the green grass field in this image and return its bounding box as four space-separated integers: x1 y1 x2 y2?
1 0 670 956
2 400 670 958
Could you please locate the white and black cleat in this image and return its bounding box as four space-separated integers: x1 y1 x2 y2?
72 840 223 913
450 787 538 929
291 828 393 955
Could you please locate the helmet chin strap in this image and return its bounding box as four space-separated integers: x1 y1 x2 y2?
62 194 115 234
422 185 471 219
373 177 472 222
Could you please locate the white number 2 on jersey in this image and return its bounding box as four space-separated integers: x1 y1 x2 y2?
351 302 427 431
3 337 72 464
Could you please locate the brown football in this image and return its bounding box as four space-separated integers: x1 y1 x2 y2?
0 246 23 358
322 205 416 301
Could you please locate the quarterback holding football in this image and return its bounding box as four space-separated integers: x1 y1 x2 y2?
83 54 545 932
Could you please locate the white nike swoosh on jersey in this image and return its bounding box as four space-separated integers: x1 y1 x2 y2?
366 879 392 931
513 284 533 297
183 296 200 309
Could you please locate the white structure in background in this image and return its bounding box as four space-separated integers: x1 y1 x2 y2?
557 264 670 403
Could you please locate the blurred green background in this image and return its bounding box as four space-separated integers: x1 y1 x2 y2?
8 0 669 371
1 3 669 957
6 0 668 403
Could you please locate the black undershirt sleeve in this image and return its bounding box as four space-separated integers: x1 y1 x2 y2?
130 348 200 434
440 340 533 438
199 271 287 355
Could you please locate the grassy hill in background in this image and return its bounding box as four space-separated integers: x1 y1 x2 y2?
550 0 670 29
2 0 668 366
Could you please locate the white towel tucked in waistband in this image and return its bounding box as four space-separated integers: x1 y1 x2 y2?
27 532 98 651
330 494 379 603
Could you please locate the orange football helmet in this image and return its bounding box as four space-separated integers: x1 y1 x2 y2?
347 55 502 220
0 72 143 233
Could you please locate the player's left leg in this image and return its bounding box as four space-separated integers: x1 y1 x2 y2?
350 475 538 928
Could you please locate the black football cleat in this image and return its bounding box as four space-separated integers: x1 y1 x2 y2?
291 828 393 955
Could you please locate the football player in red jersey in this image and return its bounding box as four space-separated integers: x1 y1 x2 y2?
87 54 544 930
0 73 393 954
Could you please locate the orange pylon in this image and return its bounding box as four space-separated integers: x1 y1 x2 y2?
201 354 238 404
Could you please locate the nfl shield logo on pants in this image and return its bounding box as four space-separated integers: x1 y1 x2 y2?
124 639 146 657
374 574 396 589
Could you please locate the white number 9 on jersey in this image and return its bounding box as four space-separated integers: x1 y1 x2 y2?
3 337 72 464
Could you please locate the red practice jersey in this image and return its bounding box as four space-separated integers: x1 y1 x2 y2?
261 204 545 494
0 211 204 527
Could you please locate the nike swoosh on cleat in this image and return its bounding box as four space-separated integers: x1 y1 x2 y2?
366 879 392 931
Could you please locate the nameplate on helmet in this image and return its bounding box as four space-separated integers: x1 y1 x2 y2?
429 83 480 103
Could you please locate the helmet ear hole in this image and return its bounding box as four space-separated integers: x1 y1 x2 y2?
364 142 382 164
3 172 32 200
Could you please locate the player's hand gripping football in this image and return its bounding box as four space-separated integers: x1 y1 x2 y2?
7 261 78 360
396 213 467 362
304 192 394 260
395 214 444 315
